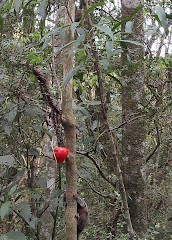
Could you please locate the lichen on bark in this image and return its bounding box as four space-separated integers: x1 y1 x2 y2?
121 0 147 237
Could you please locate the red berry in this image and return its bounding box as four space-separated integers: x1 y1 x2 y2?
53 147 69 164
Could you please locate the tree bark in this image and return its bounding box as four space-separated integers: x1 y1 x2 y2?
121 0 147 236
62 1 77 240
40 117 57 240
86 1 137 238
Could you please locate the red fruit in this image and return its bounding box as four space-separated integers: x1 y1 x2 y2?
53 147 69 164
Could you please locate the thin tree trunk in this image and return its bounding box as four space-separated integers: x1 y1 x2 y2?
62 1 77 240
40 118 57 240
33 68 58 239
86 1 137 238
121 0 147 237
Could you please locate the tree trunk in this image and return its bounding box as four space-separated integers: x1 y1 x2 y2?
86 1 136 238
62 1 77 240
40 118 57 240
121 0 147 237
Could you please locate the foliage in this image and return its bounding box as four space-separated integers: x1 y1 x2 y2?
0 0 172 239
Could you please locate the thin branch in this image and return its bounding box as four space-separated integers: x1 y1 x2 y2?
65 2 73 23
24 96 47 112
85 1 138 237
38 204 50 218
113 115 146 130
0 199 37 234
76 151 116 188
99 7 120 22
78 172 115 201
107 73 122 86
146 120 161 162
52 35 61 94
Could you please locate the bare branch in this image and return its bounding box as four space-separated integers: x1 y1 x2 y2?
76 151 116 188
146 120 161 162
78 172 116 201
113 115 146 130
99 7 120 22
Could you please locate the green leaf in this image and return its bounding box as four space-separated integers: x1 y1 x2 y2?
15 202 38 229
41 27 60 42
71 22 79 36
155 5 168 33
62 62 84 87
0 235 12 240
24 106 44 116
75 34 85 46
0 201 11 220
91 120 98 131
29 148 40 157
36 176 47 188
106 41 113 60
14 0 22 13
5 107 18 123
9 185 17 196
88 101 101 106
0 155 15 167
38 0 48 19
72 103 90 117
80 2 105 24
77 50 85 61
6 232 27 240
79 107 90 117
151 14 161 24
42 36 51 50
82 161 95 169
166 14 172 20
146 26 159 37
113 6 143 30
125 21 134 33
12 169 25 183
117 39 144 47
94 24 114 41
53 40 75 55
1 121 12 136
69 34 85 56
0 15 3 29
107 74 122 86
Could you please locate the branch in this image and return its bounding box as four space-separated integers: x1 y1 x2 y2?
0 199 37 233
65 2 73 23
113 115 146 130
52 35 61 95
76 151 116 188
33 68 60 115
78 172 115 201
85 2 138 237
99 7 120 22
24 96 47 112
33 68 62 138
107 73 122 86
146 120 161 162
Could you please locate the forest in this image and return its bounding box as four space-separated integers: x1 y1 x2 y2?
0 0 171 239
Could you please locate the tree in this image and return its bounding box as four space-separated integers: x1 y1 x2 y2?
121 0 147 237
0 0 172 239
62 1 77 240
